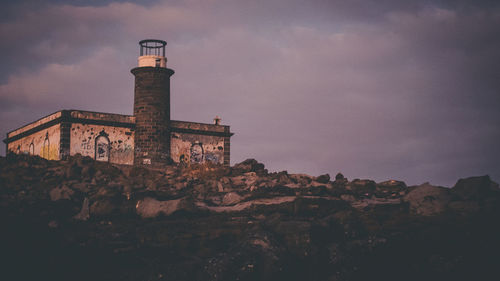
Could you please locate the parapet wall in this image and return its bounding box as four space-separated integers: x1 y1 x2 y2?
70 110 135 124
170 120 227 133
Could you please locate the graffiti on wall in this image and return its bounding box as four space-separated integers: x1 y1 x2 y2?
170 132 225 165
70 124 134 165
8 125 60 160
179 154 188 164
42 145 59 160
38 132 59 160
80 139 92 151
41 132 50 159
190 143 204 163
113 143 133 163
205 153 219 163
95 131 110 162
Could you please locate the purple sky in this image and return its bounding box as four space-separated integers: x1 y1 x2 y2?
1 0 499 186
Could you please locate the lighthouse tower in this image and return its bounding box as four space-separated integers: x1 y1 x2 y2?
131 39 175 166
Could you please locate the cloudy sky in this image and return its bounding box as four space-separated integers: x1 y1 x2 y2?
1 0 499 186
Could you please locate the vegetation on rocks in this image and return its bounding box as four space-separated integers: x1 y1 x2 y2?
1 153 500 281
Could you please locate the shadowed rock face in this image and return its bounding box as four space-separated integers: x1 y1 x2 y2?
403 183 451 216
1 154 500 281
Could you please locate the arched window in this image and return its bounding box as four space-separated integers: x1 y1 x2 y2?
190 142 204 163
16 145 21 154
95 131 110 162
42 132 50 159
29 142 34 155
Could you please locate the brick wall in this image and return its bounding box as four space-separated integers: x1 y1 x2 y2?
131 67 175 167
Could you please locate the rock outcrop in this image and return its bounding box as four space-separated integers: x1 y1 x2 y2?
403 183 451 216
0 153 499 281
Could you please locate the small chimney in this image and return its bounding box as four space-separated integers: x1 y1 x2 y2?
213 115 221 125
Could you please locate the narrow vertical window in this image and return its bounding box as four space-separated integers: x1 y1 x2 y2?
29 142 34 155
42 132 50 159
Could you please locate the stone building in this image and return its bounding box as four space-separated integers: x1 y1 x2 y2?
3 39 233 167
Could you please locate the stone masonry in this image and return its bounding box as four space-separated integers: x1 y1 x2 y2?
3 39 233 166
132 67 175 167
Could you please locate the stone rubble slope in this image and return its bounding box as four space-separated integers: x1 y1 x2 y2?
1 154 500 281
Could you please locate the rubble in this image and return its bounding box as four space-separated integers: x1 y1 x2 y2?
1 153 499 281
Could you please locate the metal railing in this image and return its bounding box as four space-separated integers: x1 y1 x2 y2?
139 39 167 56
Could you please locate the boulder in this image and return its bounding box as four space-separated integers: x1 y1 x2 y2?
308 185 328 196
232 159 267 175
80 164 96 179
72 182 91 193
332 173 349 192
71 154 94 167
49 185 74 201
289 174 313 186
403 183 451 216
451 175 500 200
335 172 348 183
447 200 480 214
230 175 247 188
375 180 407 198
73 197 90 221
222 192 244 205
135 197 193 218
335 173 345 181
377 180 407 192
217 181 224 192
276 171 292 185
315 174 330 184
230 172 258 189
90 199 119 216
350 179 376 196
340 194 356 202
65 163 82 179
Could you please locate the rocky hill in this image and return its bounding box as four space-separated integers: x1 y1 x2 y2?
1 154 500 281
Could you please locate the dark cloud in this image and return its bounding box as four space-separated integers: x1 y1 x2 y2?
1 0 499 186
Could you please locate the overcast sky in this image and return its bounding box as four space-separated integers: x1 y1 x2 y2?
1 0 499 186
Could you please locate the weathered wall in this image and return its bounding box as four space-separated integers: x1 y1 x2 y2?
170 120 232 165
7 111 61 139
7 124 61 160
170 132 225 165
70 124 134 165
5 107 232 166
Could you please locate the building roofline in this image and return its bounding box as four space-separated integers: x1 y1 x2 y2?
4 109 135 144
4 110 234 144
6 109 134 136
65 109 133 118
6 110 63 136
170 119 230 129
